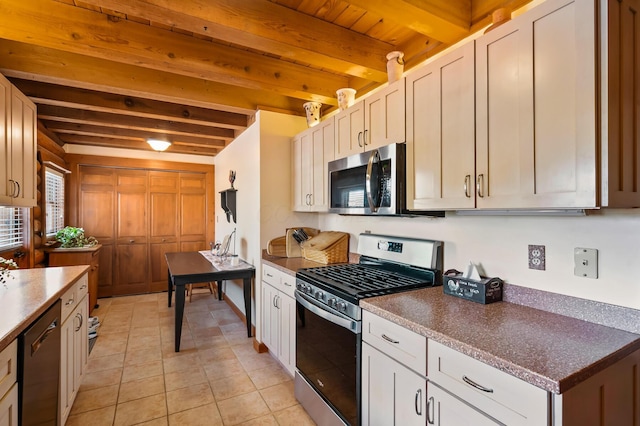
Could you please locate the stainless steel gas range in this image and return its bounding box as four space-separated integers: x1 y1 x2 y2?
294 233 443 426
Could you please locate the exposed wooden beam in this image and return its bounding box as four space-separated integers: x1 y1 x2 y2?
37 121 65 147
59 134 220 155
75 0 392 82
0 0 345 105
0 40 305 114
37 105 235 140
343 0 471 44
40 121 227 147
11 79 248 130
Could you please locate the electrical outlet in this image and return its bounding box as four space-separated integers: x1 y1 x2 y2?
528 245 546 270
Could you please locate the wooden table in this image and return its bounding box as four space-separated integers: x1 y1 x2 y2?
165 251 255 352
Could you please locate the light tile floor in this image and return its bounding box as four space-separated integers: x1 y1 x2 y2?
66 290 316 426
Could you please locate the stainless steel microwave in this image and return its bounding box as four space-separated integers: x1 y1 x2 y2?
328 143 406 215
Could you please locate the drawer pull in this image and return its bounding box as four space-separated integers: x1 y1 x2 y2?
415 388 422 416
284 282 292 287
462 375 494 393
427 396 434 424
80 285 87 290
266 273 273 277
381 334 399 344
65 298 74 306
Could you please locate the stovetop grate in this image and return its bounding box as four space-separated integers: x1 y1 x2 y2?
298 263 437 300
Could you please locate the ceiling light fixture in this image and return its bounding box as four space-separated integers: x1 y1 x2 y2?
147 139 172 151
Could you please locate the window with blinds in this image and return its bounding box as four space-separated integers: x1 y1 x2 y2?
0 207 24 251
45 167 65 238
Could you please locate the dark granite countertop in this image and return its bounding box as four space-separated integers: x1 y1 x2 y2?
360 288 640 394
0 266 90 352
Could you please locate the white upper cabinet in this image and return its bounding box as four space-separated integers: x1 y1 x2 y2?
475 0 597 209
335 79 405 159
406 41 476 210
406 0 640 211
292 117 334 212
0 74 37 207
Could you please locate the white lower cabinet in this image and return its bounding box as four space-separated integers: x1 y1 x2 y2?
0 340 18 426
261 264 296 376
361 311 427 426
59 274 89 426
362 343 426 426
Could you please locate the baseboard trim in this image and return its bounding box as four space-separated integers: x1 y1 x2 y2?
253 338 268 353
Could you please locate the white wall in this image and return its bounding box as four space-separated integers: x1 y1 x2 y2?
318 209 640 310
214 110 313 335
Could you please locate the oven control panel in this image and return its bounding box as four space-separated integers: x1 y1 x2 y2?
296 279 360 320
377 240 403 253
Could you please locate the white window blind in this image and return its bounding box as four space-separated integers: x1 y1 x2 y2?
0 207 24 251
45 168 65 238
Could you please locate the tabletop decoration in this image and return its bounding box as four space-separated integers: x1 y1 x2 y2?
0 256 18 287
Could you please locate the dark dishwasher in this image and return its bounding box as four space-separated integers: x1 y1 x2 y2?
19 299 61 426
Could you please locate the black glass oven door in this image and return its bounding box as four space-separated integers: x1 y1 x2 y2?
295 292 361 426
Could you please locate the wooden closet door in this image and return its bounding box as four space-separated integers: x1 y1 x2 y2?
78 166 115 298
179 173 207 253
149 171 178 292
114 169 148 295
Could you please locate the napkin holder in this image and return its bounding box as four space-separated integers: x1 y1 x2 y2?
443 268 503 304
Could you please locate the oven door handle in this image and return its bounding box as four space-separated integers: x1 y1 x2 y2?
295 292 361 334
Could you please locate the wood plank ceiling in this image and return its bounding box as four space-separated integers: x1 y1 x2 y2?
0 0 532 156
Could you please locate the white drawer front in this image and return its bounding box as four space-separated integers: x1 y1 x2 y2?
60 284 78 322
75 274 88 300
262 264 280 287
0 340 17 400
428 340 549 425
280 271 296 298
363 310 426 376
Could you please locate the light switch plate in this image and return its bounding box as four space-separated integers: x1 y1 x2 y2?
574 248 598 279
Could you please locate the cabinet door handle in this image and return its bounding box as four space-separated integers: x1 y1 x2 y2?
129 239 135 243
363 129 368 145
415 388 423 416
476 174 485 198
427 396 434 424
14 180 20 198
462 375 494 393
75 312 83 332
381 334 399 344
464 175 471 198
357 131 363 147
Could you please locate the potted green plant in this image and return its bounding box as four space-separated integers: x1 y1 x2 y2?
0 257 17 287
55 226 98 248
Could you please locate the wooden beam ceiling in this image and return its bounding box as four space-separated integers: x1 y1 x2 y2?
0 0 532 156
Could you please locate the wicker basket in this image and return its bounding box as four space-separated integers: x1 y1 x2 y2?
301 231 349 264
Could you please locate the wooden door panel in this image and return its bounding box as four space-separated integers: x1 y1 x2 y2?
180 241 206 252
117 191 147 241
80 191 114 241
97 244 113 297
149 171 178 192
180 173 206 192
180 193 206 238
150 192 177 240
114 243 148 295
149 241 178 292
80 166 115 187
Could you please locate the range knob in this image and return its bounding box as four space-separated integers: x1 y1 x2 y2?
327 297 336 307
336 301 347 312
315 291 324 300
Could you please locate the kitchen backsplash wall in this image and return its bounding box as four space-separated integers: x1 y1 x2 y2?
318 209 640 310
